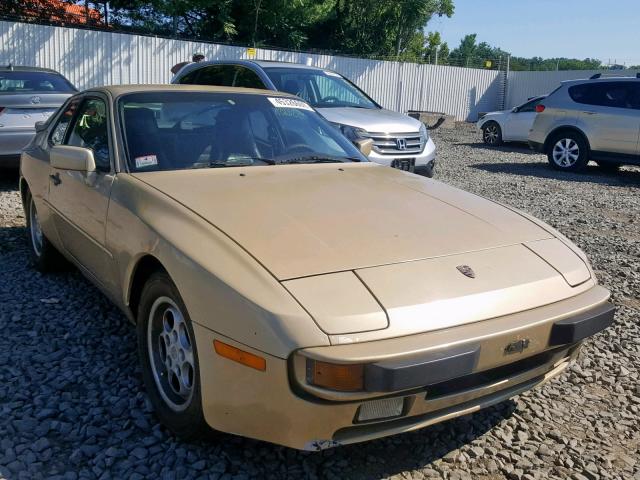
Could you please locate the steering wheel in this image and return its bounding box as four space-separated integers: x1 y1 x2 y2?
285 143 314 155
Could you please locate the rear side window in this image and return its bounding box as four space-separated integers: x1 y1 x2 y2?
629 84 640 110
233 66 266 89
569 82 636 109
179 66 235 86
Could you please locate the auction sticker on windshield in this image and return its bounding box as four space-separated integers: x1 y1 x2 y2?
268 97 313 111
135 154 158 169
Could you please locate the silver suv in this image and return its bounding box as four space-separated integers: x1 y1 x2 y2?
529 75 640 172
172 60 437 176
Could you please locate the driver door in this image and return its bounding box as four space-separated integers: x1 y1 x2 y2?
47 95 118 294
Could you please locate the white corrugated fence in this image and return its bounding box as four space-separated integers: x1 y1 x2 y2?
1 20 635 121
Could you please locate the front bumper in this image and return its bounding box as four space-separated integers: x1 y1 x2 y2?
193 286 613 450
367 137 436 168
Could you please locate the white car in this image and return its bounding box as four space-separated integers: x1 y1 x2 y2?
477 96 546 146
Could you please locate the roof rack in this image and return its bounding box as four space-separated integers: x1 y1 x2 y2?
588 72 640 80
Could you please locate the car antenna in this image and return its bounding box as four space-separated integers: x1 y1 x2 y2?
589 73 601 79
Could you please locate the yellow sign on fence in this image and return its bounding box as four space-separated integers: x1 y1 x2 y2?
484 60 493 68
247 48 257 58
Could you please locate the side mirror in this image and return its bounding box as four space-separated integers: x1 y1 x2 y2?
50 145 96 172
35 121 48 132
512 107 519 113
353 138 374 157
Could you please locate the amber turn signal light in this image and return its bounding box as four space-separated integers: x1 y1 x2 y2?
307 359 364 392
214 340 266 371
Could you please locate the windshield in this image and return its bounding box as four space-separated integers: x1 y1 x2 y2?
119 92 367 172
0 71 76 93
264 67 378 109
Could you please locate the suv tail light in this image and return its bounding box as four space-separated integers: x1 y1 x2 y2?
535 105 546 113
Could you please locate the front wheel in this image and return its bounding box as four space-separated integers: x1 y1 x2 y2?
137 272 210 439
547 133 589 172
482 121 503 146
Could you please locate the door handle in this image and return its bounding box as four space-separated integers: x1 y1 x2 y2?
49 173 61 186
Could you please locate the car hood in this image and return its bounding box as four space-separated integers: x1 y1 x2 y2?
317 107 421 133
480 110 510 120
132 163 553 281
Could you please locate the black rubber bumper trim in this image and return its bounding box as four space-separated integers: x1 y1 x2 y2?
549 302 615 346
364 344 480 393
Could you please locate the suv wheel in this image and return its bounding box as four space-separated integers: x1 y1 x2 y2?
482 121 503 146
547 132 588 172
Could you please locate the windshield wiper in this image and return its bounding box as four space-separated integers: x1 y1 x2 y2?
186 157 276 169
277 155 346 165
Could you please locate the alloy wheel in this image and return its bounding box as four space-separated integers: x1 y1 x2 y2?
552 138 580 167
147 296 195 412
29 198 44 257
483 124 499 144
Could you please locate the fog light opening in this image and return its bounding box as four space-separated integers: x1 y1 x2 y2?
356 397 405 423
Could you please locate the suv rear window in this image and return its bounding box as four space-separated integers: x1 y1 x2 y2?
568 82 637 109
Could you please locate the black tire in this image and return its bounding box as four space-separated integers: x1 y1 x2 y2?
596 161 620 173
547 132 589 172
25 190 65 272
482 121 503 146
137 271 210 439
415 163 434 178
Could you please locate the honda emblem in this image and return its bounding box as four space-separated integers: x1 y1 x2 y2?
396 138 407 150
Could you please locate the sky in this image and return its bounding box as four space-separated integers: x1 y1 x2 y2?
430 0 640 66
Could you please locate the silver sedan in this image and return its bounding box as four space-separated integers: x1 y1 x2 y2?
0 66 76 167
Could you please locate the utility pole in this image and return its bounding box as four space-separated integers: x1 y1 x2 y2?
435 49 438 66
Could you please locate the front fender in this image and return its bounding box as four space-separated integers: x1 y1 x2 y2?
107 173 330 358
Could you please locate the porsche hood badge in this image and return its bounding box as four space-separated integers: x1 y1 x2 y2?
456 265 476 279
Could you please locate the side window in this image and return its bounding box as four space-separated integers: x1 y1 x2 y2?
66 98 111 171
189 66 235 87
233 67 266 89
630 84 640 110
50 98 80 145
178 69 200 84
518 97 542 113
569 82 633 109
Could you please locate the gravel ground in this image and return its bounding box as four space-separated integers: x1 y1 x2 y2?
0 125 639 480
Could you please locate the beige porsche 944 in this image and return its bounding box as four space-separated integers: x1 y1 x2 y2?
19 85 614 450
